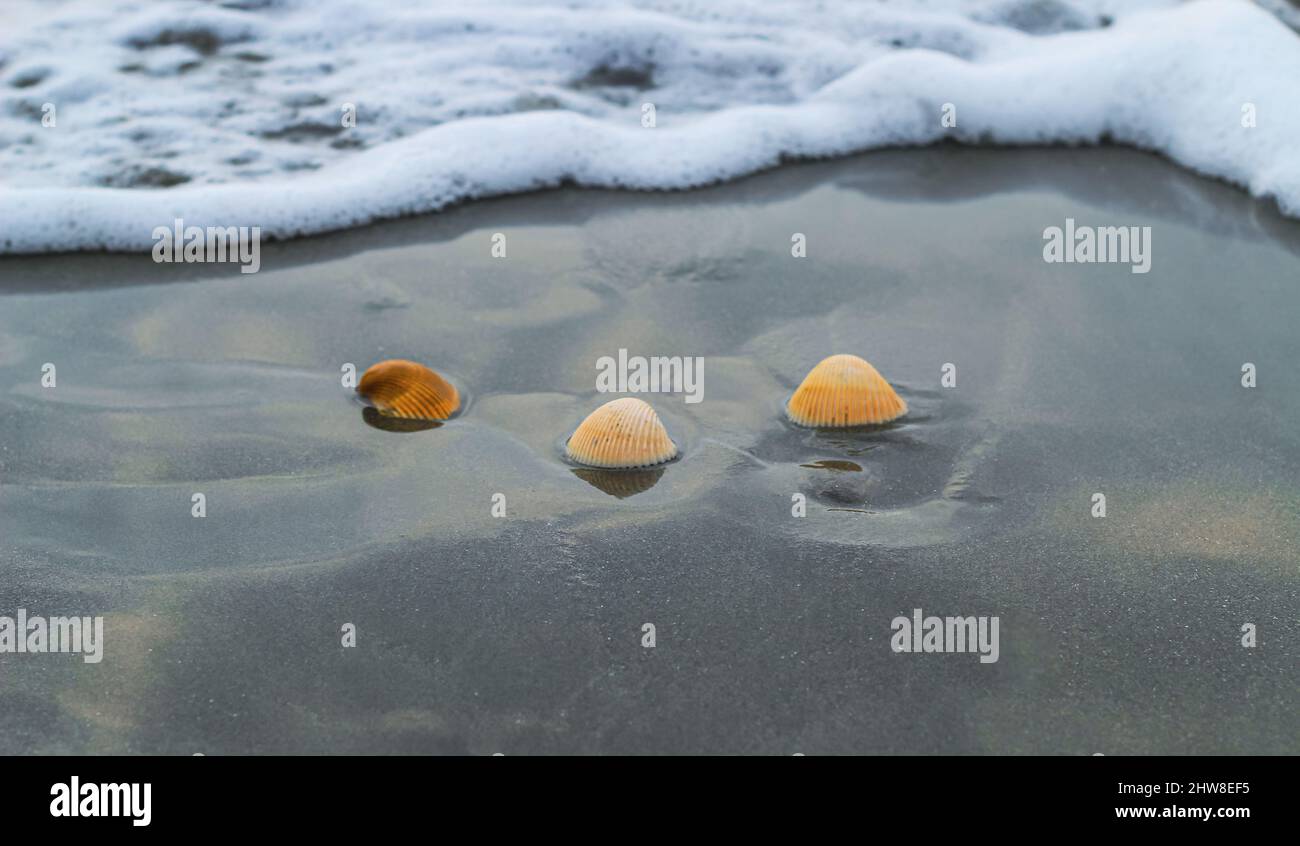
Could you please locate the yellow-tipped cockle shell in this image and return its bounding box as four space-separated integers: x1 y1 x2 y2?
565 397 678 469
786 354 907 427
357 359 460 421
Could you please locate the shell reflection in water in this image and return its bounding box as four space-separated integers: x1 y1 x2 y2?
361 405 443 432
571 466 666 498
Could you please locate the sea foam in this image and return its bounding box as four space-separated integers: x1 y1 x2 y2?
0 0 1297 253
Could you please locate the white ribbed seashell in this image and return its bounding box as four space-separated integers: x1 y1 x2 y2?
565 397 678 468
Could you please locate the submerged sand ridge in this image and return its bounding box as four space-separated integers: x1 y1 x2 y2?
0 147 1296 754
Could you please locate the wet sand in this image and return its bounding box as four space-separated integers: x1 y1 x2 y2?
0 145 1296 754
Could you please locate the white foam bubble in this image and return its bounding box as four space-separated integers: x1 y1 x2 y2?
1 0 1296 253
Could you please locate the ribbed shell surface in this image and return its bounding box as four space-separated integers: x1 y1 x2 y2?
786 354 907 427
565 397 678 468
357 359 460 420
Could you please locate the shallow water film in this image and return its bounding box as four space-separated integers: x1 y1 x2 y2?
0 147 1296 754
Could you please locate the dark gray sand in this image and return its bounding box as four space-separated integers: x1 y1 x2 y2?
0 146 1296 754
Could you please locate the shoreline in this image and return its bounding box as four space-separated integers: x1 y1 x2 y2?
6 142 1300 291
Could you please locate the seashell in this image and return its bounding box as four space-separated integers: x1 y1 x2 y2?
786 354 906 427
565 397 678 469
357 359 459 421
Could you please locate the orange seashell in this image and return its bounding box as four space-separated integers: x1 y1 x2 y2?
786 354 907 427
565 397 678 469
357 359 460 421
